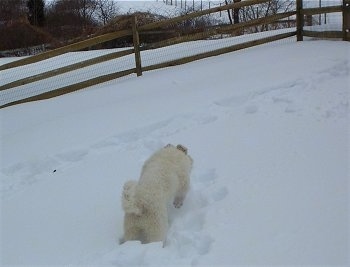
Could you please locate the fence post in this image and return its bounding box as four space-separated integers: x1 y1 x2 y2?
296 0 303 41
132 15 142 76
343 0 350 41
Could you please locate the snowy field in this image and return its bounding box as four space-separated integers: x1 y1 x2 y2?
1 40 349 266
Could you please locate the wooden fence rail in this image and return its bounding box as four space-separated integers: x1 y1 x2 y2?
301 5 342 16
0 49 134 91
0 69 136 109
297 0 348 41
0 30 132 71
0 0 347 109
139 0 271 31
147 11 296 49
143 32 296 72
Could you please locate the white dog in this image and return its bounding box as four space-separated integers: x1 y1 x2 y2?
121 144 193 244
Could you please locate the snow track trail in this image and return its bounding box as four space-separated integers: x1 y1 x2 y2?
2 52 348 199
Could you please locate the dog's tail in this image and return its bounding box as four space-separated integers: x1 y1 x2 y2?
122 180 142 215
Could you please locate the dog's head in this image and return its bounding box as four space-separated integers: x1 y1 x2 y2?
176 144 188 155
164 143 188 155
164 144 192 166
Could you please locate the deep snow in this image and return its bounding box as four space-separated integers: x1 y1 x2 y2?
1 40 349 266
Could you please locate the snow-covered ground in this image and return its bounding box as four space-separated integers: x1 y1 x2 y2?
1 40 349 266
117 0 180 16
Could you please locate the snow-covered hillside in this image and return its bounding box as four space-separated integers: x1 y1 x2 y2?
1 40 349 266
117 0 180 16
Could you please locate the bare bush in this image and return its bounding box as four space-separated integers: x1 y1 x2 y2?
0 20 53 50
45 0 98 41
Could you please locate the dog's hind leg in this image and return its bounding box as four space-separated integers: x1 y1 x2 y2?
174 174 190 208
143 209 168 244
144 224 168 245
123 216 141 242
123 226 141 242
173 194 185 208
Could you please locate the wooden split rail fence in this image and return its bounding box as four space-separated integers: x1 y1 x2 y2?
1 0 349 109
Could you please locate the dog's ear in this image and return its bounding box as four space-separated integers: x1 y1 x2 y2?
164 144 173 148
176 144 188 155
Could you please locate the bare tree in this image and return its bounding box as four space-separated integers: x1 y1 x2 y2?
0 0 27 22
95 0 119 25
27 0 46 27
241 0 294 32
224 0 233 24
224 0 241 25
78 0 98 29
233 0 241 24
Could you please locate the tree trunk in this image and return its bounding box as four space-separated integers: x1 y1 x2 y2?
225 0 233 24
233 0 241 24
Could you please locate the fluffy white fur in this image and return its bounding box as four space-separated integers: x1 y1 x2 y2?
121 144 193 244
